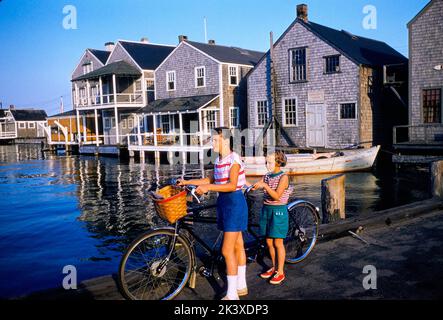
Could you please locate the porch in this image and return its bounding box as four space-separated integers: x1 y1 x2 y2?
393 124 443 150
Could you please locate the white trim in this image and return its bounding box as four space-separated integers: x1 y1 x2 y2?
221 62 254 68
183 41 221 64
27 122 36 129
18 122 26 129
202 108 219 133
229 106 240 129
116 38 175 47
282 97 298 127
166 70 176 91
154 41 187 73
338 101 358 120
219 64 224 126
305 103 327 148
228 65 239 87
194 66 206 88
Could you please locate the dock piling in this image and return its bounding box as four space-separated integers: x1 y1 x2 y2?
431 160 443 199
321 174 346 224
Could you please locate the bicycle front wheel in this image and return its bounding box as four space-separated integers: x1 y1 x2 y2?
285 202 319 264
118 229 193 300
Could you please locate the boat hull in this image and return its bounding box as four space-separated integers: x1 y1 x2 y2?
244 146 381 177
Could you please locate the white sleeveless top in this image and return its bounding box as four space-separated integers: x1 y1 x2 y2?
214 152 246 191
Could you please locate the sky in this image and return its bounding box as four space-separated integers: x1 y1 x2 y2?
0 0 429 115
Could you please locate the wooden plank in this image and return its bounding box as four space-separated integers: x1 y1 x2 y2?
431 160 443 199
321 174 346 223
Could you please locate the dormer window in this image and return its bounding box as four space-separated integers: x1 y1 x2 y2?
229 65 239 86
166 71 176 91
325 55 341 74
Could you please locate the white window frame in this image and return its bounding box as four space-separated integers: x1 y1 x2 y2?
18 122 26 129
203 108 219 133
195 66 206 88
166 71 176 92
82 62 93 75
229 106 240 128
282 97 298 127
159 114 174 134
127 117 134 129
289 47 308 82
228 65 239 86
256 100 269 128
338 102 358 120
28 122 36 129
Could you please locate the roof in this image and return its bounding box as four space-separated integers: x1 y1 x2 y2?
72 60 141 81
0 110 6 118
119 41 175 70
88 49 111 65
48 110 76 118
301 20 408 66
253 18 407 69
10 109 48 121
137 94 219 114
186 41 265 66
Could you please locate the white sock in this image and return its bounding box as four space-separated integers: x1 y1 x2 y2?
237 265 247 289
227 275 239 300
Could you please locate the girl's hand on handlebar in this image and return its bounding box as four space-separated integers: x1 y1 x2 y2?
196 185 209 195
253 181 266 190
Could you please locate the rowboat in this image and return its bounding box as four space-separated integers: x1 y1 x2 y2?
243 145 381 176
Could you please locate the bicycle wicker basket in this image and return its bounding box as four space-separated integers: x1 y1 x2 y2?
153 186 188 224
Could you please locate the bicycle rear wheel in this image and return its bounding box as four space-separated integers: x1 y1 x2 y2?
285 202 319 264
118 229 193 300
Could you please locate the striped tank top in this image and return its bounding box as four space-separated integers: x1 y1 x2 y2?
214 152 247 191
263 172 293 205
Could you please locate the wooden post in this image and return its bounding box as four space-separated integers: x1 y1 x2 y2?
431 160 443 199
321 174 346 224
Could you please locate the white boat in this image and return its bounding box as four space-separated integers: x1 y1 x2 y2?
243 146 381 176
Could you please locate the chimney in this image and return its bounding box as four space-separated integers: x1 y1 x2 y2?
140 37 149 44
105 42 115 52
9 105 15 110
208 39 216 45
297 4 308 22
178 35 188 43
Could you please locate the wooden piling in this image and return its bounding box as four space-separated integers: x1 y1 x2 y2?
431 160 443 199
321 174 346 224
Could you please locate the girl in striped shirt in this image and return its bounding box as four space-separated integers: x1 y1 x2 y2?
178 127 248 300
253 150 293 285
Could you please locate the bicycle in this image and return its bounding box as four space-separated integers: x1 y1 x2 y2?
118 183 320 300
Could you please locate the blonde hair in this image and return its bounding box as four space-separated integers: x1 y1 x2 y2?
266 150 287 167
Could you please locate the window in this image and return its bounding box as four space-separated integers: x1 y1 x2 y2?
204 110 218 133
82 62 93 75
195 66 206 88
18 122 26 129
230 107 240 128
325 55 340 74
160 115 171 133
340 103 357 120
290 48 307 82
423 89 442 124
146 79 155 103
229 66 239 86
166 71 176 91
135 79 142 92
283 98 297 126
256 100 269 127
28 122 35 129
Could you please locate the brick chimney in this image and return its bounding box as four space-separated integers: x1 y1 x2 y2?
208 39 216 45
105 42 115 52
297 4 308 22
178 35 188 43
140 37 149 44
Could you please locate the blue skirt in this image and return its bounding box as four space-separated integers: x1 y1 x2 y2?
216 190 248 232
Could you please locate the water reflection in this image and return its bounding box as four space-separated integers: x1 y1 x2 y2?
0 144 432 298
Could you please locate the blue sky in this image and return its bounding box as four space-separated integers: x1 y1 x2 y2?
0 0 429 115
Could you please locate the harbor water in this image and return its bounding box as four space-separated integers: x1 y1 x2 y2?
0 144 432 298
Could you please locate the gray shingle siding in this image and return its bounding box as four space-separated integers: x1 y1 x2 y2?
72 50 105 80
155 42 220 100
248 21 360 149
107 43 141 70
409 0 443 126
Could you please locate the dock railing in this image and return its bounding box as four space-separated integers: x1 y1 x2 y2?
127 132 212 148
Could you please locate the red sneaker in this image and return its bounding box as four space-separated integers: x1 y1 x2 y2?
260 268 275 279
269 272 285 285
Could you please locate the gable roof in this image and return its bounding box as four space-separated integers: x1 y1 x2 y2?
10 109 48 121
88 49 111 65
119 41 175 70
186 41 265 66
254 18 407 70
0 110 7 118
72 60 141 81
